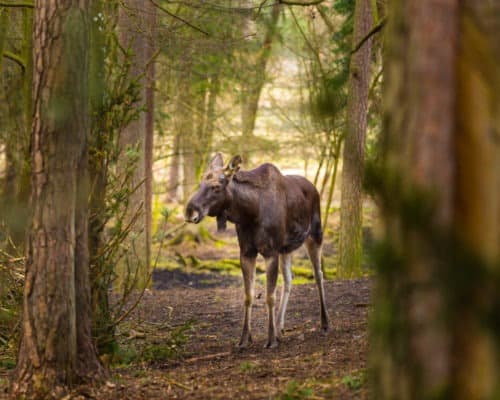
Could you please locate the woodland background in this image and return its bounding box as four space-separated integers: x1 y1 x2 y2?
0 0 499 399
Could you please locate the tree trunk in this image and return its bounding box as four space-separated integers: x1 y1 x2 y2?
0 7 32 249
88 0 116 356
11 2 104 397
452 3 500 397
144 6 155 276
117 0 155 289
168 133 181 201
372 1 500 398
240 1 281 162
199 72 221 174
338 0 373 278
174 68 195 198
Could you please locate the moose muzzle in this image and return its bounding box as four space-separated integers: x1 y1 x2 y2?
185 202 202 224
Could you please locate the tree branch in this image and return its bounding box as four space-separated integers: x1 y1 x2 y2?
0 1 33 7
3 51 25 69
148 0 209 36
278 0 325 5
350 16 386 55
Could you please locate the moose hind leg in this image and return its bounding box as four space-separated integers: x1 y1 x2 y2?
265 255 280 348
277 253 293 336
305 237 330 332
239 255 256 348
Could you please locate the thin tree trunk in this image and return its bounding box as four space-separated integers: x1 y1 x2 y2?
240 1 281 162
338 0 373 278
168 133 181 201
176 70 195 197
0 7 31 248
88 0 116 355
11 2 104 397
144 3 156 285
322 139 342 232
117 0 155 289
0 8 10 76
199 72 220 173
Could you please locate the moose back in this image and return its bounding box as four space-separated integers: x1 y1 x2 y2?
185 153 329 348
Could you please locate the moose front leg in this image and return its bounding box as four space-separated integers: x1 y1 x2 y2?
264 255 280 348
238 255 256 348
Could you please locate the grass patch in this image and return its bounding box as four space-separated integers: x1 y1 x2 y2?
280 380 314 400
0 356 16 370
340 370 366 391
201 259 240 275
239 361 256 373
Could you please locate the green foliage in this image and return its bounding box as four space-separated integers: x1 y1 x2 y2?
280 380 314 400
87 1 153 357
115 322 192 366
239 361 256 373
341 371 365 390
333 0 356 15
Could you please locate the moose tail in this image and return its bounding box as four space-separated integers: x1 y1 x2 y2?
311 207 323 245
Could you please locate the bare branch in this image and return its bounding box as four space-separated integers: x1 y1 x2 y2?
279 0 325 6
148 0 209 36
0 1 33 7
350 16 386 55
3 51 25 69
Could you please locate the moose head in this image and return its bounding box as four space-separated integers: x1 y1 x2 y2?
185 153 242 230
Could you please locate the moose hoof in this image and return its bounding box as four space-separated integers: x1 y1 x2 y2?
264 339 279 349
238 335 253 350
320 324 330 335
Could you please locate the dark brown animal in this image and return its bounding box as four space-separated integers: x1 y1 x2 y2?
185 153 329 348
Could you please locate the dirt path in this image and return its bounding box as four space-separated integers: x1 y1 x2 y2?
99 273 371 399
0 273 371 399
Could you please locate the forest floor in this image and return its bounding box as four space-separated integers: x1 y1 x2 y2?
0 220 373 399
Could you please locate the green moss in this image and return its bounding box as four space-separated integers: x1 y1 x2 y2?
201 258 240 273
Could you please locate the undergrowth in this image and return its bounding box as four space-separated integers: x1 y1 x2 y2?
113 321 193 366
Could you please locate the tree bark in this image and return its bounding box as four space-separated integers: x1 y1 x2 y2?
372 1 500 398
452 3 500 397
11 1 104 397
239 1 281 162
338 0 373 278
117 0 155 289
88 0 116 355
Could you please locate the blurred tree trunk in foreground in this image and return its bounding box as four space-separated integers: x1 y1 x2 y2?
371 1 500 399
117 0 156 289
338 0 373 277
11 1 105 397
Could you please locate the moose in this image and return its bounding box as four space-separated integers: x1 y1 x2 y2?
185 153 329 348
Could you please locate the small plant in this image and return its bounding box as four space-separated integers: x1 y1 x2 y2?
113 346 139 366
239 361 255 373
141 322 192 363
280 380 314 400
341 371 365 390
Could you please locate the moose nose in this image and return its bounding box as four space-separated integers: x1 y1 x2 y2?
190 211 200 223
185 204 201 224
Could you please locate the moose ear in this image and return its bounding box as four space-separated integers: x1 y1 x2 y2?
225 155 242 177
208 152 224 171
